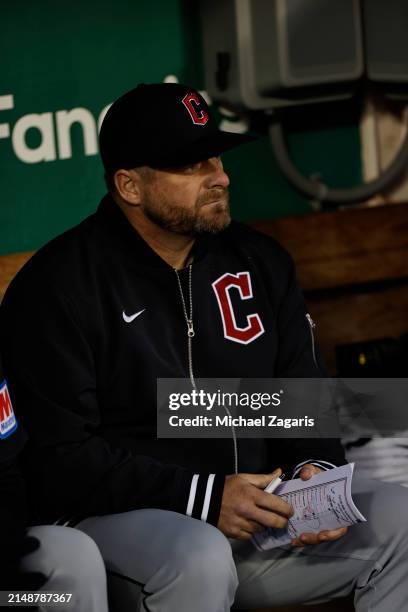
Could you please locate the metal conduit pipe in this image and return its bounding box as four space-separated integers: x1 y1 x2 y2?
269 119 408 205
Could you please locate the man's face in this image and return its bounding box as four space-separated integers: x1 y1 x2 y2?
136 157 231 235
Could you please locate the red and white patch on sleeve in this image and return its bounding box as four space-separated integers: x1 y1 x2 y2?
0 380 17 439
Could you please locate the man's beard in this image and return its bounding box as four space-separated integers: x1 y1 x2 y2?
140 187 231 235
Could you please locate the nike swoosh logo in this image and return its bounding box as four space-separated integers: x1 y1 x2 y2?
122 309 145 323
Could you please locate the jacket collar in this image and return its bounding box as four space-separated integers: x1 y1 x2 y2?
95 193 212 270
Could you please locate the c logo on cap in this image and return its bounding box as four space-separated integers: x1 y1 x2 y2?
182 92 209 126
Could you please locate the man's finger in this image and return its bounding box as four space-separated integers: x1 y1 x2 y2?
292 532 320 546
242 469 282 490
250 507 289 530
291 537 305 547
299 464 322 481
292 527 348 547
318 528 348 541
237 518 265 535
253 488 294 518
235 530 253 541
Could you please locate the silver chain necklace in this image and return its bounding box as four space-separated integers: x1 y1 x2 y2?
174 265 196 390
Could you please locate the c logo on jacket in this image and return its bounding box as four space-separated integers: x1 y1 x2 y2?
212 271 265 345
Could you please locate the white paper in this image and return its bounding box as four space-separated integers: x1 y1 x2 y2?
252 463 366 551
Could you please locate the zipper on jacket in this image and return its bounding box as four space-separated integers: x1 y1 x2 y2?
174 266 196 390
305 313 319 370
174 266 239 474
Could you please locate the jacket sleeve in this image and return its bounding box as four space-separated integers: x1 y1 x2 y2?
0 279 224 527
272 251 346 474
0 444 28 587
0 366 27 588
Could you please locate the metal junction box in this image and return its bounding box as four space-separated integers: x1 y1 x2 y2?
200 0 364 109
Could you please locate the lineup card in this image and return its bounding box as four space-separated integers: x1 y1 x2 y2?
253 463 366 551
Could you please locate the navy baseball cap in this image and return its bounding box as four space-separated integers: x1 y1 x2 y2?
99 83 256 172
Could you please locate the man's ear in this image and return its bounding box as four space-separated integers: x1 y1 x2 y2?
114 169 142 206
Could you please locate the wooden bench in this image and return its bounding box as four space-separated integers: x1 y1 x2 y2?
251 201 408 374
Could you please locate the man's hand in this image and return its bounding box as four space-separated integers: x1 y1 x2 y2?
217 469 294 540
291 464 348 547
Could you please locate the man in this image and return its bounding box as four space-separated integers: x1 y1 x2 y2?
0 352 109 612
1 83 407 611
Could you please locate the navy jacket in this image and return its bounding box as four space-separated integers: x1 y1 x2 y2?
0 354 27 587
0 195 345 526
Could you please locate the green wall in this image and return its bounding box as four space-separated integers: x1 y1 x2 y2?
0 0 362 256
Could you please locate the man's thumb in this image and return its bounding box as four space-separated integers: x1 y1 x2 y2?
244 468 282 489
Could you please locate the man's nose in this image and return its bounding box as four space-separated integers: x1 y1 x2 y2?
207 157 230 189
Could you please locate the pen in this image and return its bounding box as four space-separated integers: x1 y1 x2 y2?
264 472 287 494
